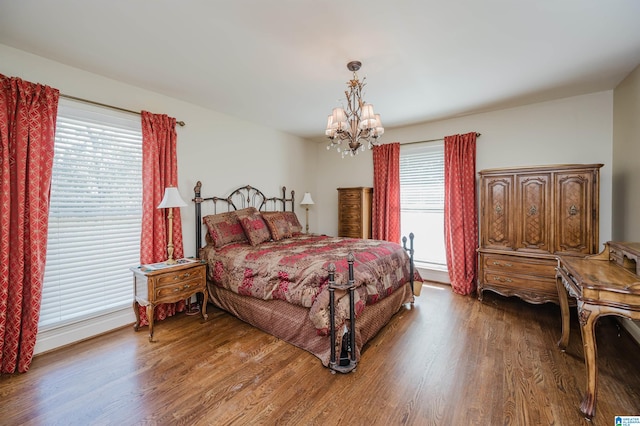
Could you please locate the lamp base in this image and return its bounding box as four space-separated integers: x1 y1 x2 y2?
165 258 177 265
305 207 310 234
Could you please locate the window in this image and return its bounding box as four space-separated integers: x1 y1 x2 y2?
399 141 446 269
39 99 142 332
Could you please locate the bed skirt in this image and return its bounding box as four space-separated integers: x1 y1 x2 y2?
207 281 414 367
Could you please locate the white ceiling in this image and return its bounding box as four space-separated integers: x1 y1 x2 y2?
1 0 640 140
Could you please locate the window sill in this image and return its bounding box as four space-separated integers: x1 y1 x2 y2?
35 307 135 356
415 263 450 284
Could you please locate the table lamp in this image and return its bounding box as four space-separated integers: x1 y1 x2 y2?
300 192 315 233
157 187 187 264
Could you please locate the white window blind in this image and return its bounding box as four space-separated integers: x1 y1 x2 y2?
39 99 142 331
400 141 446 267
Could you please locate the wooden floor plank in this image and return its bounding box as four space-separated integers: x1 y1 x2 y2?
1 283 639 425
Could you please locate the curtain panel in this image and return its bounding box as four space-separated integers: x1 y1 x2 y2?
372 143 401 243
0 74 59 373
138 111 185 325
444 132 478 295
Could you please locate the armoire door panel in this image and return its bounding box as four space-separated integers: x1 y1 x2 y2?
516 173 551 252
555 172 595 255
481 175 514 249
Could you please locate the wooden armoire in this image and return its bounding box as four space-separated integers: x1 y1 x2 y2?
337 187 373 239
477 163 603 304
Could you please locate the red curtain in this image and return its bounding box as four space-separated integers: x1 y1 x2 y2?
444 132 478 295
372 142 401 242
138 111 185 325
0 74 59 373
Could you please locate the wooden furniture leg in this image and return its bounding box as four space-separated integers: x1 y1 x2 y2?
147 304 155 342
133 300 141 331
555 269 571 351
200 286 209 321
577 303 599 420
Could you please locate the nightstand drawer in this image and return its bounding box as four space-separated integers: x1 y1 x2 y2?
156 267 205 288
155 277 204 301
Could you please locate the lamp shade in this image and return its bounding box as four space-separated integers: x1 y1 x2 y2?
157 187 187 209
300 192 315 206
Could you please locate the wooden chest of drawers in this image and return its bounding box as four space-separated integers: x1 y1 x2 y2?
337 187 372 239
131 261 208 341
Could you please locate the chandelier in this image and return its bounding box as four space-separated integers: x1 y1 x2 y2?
325 61 384 157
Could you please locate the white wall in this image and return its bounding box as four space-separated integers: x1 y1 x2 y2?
315 91 614 247
0 44 318 258
313 146 374 236
613 64 640 241
1 43 317 353
175 109 317 257
613 63 640 342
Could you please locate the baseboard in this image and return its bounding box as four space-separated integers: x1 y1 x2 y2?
34 308 136 356
619 319 640 346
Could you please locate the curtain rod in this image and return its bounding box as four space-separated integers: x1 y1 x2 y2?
401 132 481 146
60 94 186 127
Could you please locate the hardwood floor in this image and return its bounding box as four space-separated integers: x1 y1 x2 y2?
1 283 639 425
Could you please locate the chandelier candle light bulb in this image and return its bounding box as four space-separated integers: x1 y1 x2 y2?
326 61 384 157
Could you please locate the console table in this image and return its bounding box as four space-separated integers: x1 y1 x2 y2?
555 241 640 419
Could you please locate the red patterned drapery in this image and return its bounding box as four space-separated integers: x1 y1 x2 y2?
0 74 59 373
444 132 478 295
138 111 185 325
372 142 401 243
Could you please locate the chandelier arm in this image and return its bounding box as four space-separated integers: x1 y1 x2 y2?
336 131 350 142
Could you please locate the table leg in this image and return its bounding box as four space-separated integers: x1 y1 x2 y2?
133 301 141 331
147 304 155 342
200 289 209 321
555 272 571 351
578 302 599 420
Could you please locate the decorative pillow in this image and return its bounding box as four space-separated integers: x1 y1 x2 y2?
203 207 256 249
262 211 293 241
281 211 303 235
234 206 257 221
240 211 271 246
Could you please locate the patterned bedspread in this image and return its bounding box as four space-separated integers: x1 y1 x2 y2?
199 234 417 334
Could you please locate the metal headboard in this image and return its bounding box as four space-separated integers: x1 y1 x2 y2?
193 181 295 253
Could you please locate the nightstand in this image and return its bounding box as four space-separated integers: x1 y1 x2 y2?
131 260 208 342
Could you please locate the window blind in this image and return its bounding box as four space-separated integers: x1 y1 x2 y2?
399 141 446 267
400 142 445 211
39 99 142 330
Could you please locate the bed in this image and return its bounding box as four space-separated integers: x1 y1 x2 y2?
194 182 419 372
